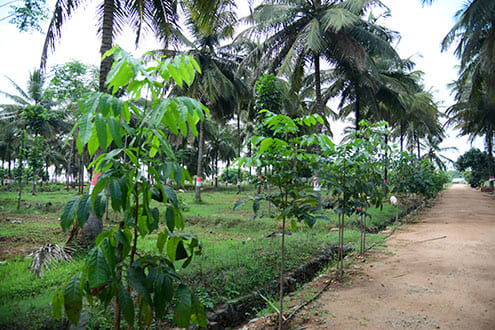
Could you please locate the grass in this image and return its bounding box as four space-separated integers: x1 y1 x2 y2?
0 184 400 328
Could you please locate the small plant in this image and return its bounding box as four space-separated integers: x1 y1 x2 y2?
53 47 208 328
234 110 330 329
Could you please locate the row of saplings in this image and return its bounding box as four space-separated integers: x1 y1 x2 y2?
48 49 448 329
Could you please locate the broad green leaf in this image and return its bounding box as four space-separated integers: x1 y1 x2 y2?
153 271 173 319
233 198 248 211
76 194 91 227
99 237 116 269
291 219 297 232
259 138 273 152
162 185 178 207
60 196 80 232
124 149 138 166
175 210 184 230
114 229 131 258
79 111 93 145
165 206 175 232
76 134 83 154
52 286 63 321
176 241 188 261
150 135 160 158
107 116 122 147
138 296 153 327
88 125 99 156
167 236 180 262
190 295 207 328
95 113 107 149
87 247 110 289
137 215 149 237
92 193 106 219
149 208 160 232
118 285 134 327
108 179 123 211
253 199 260 214
63 273 82 324
127 266 152 306
172 163 183 184
122 102 131 122
157 231 168 253
174 285 192 328
167 63 183 88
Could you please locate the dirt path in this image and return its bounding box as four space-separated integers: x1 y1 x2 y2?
287 185 495 329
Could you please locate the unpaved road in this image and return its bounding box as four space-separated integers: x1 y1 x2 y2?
289 184 495 329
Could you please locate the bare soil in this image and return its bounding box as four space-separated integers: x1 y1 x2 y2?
242 185 495 329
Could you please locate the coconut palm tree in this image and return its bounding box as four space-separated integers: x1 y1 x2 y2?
206 121 236 187
447 59 495 189
422 135 457 171
240 0 399 128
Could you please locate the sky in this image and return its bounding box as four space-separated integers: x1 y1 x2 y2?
0 0 483 166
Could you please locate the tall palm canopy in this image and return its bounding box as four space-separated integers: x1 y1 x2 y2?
240 0 400 124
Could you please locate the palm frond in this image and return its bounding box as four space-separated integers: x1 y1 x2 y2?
28 244 73 277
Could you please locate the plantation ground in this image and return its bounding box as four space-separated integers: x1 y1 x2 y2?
0 185 399 329
253 184 495 329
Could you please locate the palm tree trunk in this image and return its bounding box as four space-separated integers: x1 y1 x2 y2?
314 53 322 133
355 87 360 131
488 126 494 191
99 0 115 93
215 154 218 188
400 121 404 152
384 131 388 182
80 0 115 246
195 119 205 201
237 111 241 194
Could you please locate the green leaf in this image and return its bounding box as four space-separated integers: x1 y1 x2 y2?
118 285 135 327
162 185 178 207
153 271 173 319
233 198 248 211
99 237 116 269
95 113 107 149
137 215 148 237
150 135 160 158
60 196 80 232
108 178 123 212
76 134 83 154
92 192 107 219
149 208 160 232
138 295 153 327
190 295 207 328
157 231 168 253
253 199 260 214
63 273 82 325
291 219 297 231
88 125 99 156
52 286 63 321
87 248 110 289
79 111 93 145
174 285 192 328
165 206 175 232
107 116 122 147
127 266 152 306
175 241 188 261
76 194 91 227
172 163 183 184
259 137 273 152
167 236 180 262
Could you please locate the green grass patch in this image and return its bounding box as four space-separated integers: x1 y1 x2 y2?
0 187 396 328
